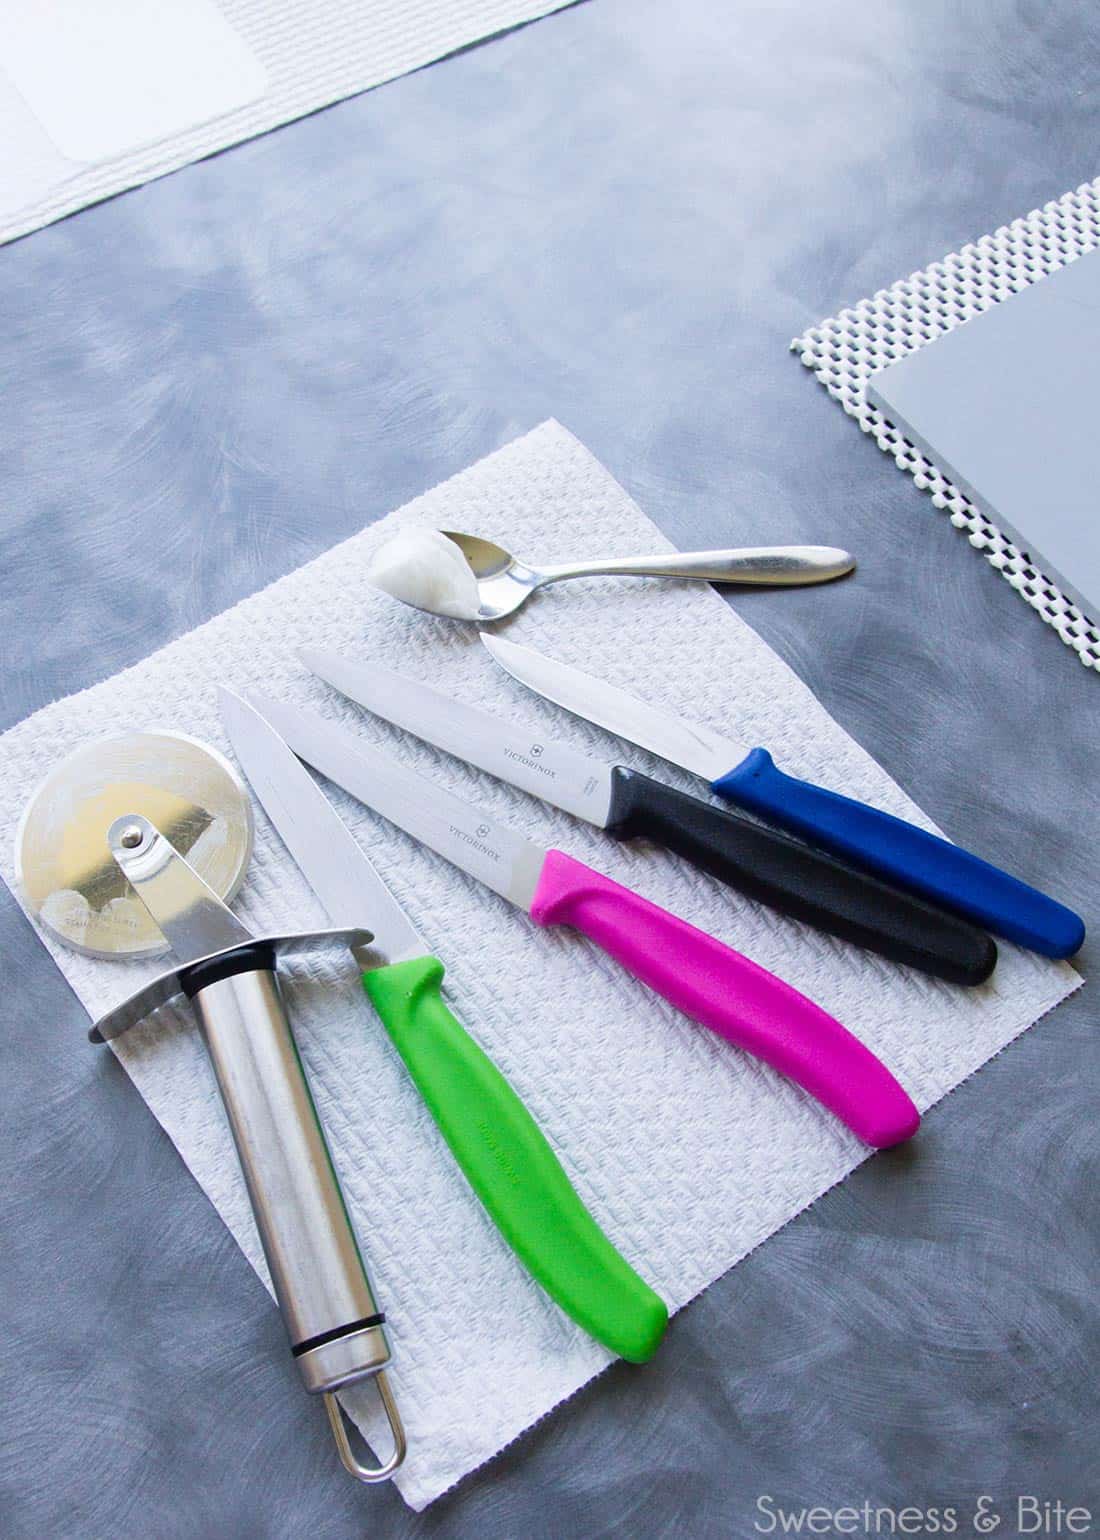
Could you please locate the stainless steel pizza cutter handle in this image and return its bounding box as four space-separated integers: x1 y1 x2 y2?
105 814 405 1482
183 952 405 1480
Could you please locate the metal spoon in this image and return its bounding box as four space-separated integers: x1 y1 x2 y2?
441 531 855 621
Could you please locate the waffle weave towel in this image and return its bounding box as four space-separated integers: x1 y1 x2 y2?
0 422 1079 1507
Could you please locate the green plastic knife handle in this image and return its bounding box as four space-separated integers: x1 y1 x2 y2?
362 955 668 1363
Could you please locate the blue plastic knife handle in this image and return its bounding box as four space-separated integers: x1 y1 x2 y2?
713 749 1084 959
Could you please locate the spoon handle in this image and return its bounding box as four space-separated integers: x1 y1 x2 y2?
534 546 855 587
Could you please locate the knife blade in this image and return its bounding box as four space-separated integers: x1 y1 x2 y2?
300 646 997 987
482 635 1085 961
248 693 920 1149
299 646 616 825
218 687 668 1364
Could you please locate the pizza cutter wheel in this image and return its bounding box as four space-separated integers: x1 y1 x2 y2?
15 729 253 957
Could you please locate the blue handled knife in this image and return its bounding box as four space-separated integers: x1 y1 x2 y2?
481 634 1085 960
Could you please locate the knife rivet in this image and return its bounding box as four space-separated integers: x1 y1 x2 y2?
118 824 145 850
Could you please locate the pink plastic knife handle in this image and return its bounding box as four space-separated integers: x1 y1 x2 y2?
529 851 920 1148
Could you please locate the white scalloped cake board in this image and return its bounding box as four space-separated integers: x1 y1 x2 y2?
0 424 1081 1507
792 178 1100 671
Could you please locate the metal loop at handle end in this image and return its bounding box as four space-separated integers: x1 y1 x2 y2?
324 1372 407 1484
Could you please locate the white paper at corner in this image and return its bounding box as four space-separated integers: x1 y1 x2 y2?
0 0 578 245
0 423 1080 1507
3 0 268 164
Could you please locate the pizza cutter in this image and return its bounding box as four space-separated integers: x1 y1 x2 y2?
15 730 405 1484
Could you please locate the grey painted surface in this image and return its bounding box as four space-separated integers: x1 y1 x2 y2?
0 0 1096 1534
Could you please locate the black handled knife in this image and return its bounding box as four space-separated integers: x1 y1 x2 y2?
299 647 997 986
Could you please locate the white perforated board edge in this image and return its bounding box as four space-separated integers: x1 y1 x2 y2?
792 178 1100 672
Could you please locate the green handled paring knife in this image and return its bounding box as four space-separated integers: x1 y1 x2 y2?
217 688 668 1364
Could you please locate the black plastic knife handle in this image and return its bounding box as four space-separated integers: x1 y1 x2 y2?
604 768 998 986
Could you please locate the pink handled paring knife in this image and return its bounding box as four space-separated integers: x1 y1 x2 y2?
249 694 920 1149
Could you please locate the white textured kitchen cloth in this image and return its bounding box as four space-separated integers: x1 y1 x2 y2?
0 422 1080 1508
0 0 574 247
792 177 1100 672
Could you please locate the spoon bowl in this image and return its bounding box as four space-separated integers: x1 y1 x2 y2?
441 532 544 620
440 530 855 622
